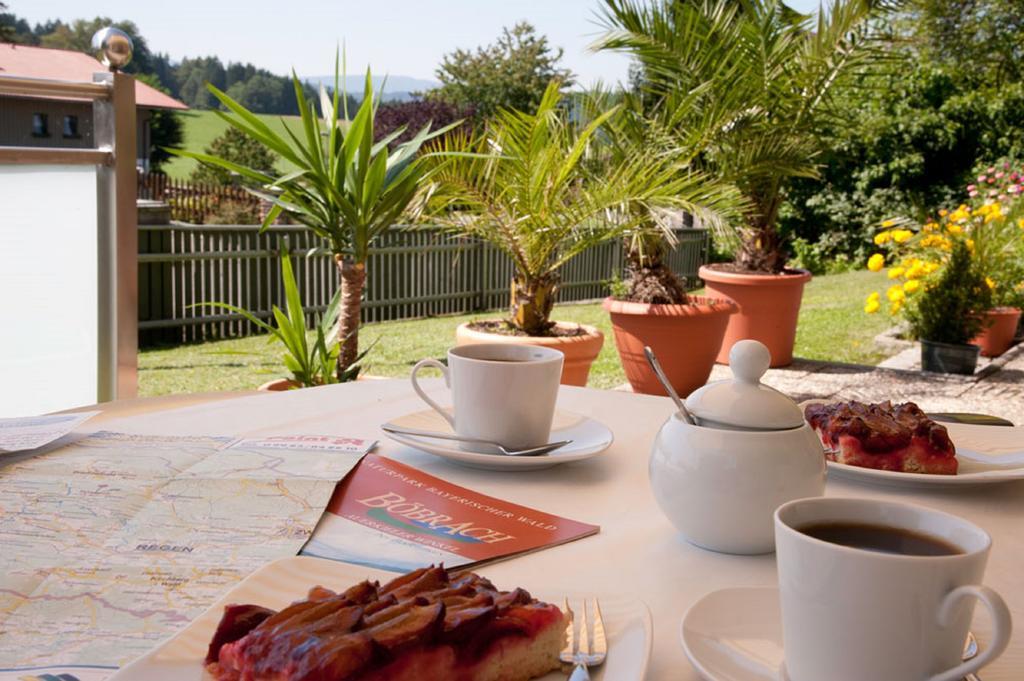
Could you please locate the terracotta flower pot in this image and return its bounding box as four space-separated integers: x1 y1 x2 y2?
257 374 389 391
970 307 1022 358
455 321 604 386
258 378 301 392
698 265 812 367
603 296 738 397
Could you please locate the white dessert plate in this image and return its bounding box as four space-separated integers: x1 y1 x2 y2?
826 422 1024 489
381 408 614 471
109 556 652 681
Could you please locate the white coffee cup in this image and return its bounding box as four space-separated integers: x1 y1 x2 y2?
410 344 564 450
774 497 1011 681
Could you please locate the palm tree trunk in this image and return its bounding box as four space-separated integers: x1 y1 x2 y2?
335 255 367 380
738 190 786 272
511 273 559 337
624 238 688 304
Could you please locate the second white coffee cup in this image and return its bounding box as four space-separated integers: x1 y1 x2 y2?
774 496 1012 681
410 344 564 450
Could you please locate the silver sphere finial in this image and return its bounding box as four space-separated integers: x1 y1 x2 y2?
91 27 133 71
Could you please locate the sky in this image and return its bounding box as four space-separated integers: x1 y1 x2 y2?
20 0 821 88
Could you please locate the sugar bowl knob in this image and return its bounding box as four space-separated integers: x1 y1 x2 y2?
730 340 772 385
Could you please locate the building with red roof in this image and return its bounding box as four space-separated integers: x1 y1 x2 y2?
0 42 188 170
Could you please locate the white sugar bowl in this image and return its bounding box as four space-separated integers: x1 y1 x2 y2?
649 340 825 554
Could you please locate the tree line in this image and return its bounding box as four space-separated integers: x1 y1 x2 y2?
0 10 330 115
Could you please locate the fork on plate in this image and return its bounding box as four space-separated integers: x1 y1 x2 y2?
560 597 607 680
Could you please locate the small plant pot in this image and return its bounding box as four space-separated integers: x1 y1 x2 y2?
970 307 1022 358
455 321 604 386
258 378 301 392
603 296 738 397
698 265 811 367
920 340 980 375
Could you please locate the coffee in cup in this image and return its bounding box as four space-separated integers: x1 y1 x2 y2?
774 497 1011 681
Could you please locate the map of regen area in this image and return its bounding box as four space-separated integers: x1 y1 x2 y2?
0 431 363 678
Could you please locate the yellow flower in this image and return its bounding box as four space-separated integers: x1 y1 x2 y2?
888 266 906 279
1018 218 1024 229
904 279 920 294
946 223 963 235
881 219 895 228
886 284 905 303
867 253 885 272
891 229 913 243
920 234 952 250
924 262 940 274
873 231 892 245
966 238 975 252
986 277 997 290
889 300 903 315
939 209 948 217
905 261 926 279
864 297 881 314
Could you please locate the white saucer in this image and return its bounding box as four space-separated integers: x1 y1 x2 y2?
681 586 787 681
381 408 614 471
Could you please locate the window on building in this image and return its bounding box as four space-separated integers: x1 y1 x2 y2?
31 113 49 137
62 115 80 138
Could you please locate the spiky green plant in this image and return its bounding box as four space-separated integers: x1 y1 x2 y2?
172 61 457 378
596 0 888 272
425 80 744 334
199 252 349 387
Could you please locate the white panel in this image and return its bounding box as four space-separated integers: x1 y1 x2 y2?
0 165 99 416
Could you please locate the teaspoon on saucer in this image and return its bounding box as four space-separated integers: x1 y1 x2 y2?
380 424 571 457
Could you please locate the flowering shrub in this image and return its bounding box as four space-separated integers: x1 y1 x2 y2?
863 160 1024 339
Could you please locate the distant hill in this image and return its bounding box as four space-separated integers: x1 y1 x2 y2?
303 74 439 102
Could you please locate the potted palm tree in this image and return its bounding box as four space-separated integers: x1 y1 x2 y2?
597 0 884 366
173 64 455 380
581 92 744 396
426 82 715 385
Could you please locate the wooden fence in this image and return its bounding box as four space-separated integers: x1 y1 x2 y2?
138 224 710 345
138 172 261 224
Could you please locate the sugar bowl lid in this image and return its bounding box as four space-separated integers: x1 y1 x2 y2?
684 340 804 430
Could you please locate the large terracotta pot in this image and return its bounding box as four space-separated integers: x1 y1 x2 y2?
698 265 812 367
970 307 1022 358
603 296 738 397
455 321 604 386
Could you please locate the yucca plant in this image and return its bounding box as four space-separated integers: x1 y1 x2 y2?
172 61 457 378
199 252 356 387
425 80 742 335
596 0 887 272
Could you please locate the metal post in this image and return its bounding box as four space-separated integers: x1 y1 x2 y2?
93 69 138 401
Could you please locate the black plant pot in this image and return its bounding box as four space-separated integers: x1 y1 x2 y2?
920 339 980 375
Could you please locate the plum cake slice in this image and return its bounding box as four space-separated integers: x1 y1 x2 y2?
804 400 957 475
205 565 566 681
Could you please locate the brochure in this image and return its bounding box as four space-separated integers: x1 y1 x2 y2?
0 410 99 453
302 454 599 572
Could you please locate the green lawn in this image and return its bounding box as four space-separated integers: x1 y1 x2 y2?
138 270 893 396
162 110 303 180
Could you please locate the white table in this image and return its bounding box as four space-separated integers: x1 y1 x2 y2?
96 379 1024 679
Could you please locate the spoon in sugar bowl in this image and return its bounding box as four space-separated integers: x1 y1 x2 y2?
643 346 697 425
